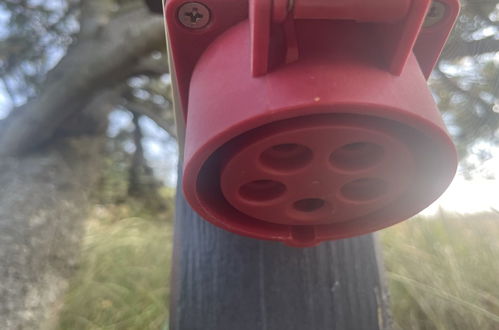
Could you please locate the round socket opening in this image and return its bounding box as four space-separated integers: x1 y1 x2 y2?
239 180 286 202
330 142 384 171
341 178 388 202
260 143 313 172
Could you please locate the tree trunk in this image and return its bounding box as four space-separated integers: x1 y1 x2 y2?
170 172 392 330
0 4 166 328
0 135 104 330
129 112 148 197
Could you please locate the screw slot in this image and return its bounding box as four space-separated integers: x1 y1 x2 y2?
424 1 446 27
178 2 211 29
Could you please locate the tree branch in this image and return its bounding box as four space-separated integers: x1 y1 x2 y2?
79 1 111 37
0 76 16 107
125 101 177 140
0 8 166 156
441 37 499 60
435 68 491 111
129 53 169 77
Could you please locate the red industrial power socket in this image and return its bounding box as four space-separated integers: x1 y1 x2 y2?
165 0 460 246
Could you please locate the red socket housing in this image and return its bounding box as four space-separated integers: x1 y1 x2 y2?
165 0 460 246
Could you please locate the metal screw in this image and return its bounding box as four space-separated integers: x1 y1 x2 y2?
424 1 446 27
178 2 211 29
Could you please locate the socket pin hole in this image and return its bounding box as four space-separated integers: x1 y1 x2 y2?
330 142 384 171
293 198 326 213
341 178 388 202
239 180 286 202
260 143 313 172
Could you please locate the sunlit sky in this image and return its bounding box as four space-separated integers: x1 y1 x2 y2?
421 142 499 215
421 174 499 216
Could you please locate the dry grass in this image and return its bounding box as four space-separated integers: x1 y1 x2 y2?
56 204 499 330
381 211 499 330
55 204 173 330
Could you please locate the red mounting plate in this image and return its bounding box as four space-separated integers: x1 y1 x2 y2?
165 0 459 246
165 0 459 136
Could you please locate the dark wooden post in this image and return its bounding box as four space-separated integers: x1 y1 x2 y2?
169 172 392 330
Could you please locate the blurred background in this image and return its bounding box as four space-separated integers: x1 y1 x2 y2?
0 0 498 329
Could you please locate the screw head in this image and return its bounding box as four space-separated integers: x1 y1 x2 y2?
424 1 446 27
178 2 211 29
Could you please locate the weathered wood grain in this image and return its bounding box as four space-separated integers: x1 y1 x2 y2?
170 179 391 330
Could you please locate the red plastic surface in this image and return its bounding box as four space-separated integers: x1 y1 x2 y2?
250 0 429 77
292 0 411 22
414 0 460 78
165 0 460 246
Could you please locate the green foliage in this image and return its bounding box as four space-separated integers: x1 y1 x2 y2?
433 0 499 165
0 0 78 101
93 133 176 218
55 204 173 330
95 155 131 205
382 212 499 330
